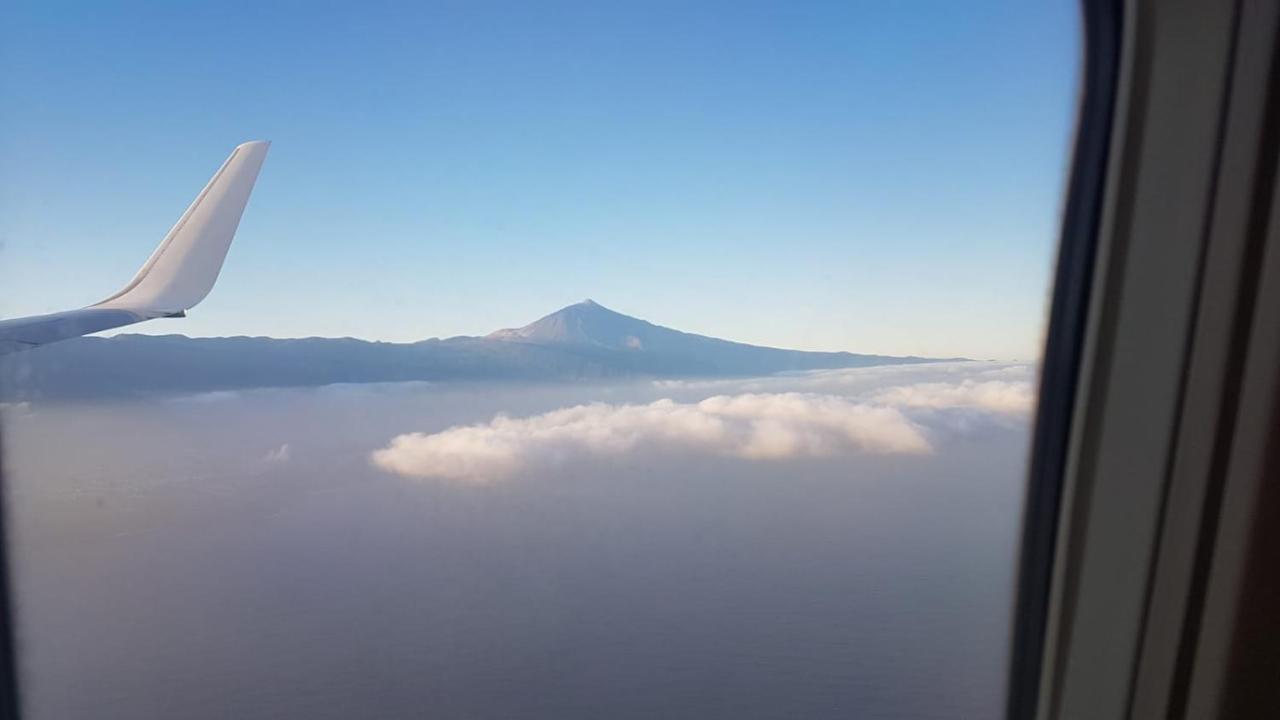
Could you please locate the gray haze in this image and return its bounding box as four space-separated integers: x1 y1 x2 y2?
0 301 955 401
3 362 1030 719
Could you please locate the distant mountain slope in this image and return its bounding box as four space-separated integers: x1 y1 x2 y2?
0 300 957 400
488 300 946 376
489 299 671 347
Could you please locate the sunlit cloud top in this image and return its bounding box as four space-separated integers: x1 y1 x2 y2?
373 362 1035 482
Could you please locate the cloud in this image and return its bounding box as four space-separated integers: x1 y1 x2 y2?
654 361 1035 399
871 379 1034 415
263 443 292 463
372 393 931 482
165 390 246 404
372 362 1039 483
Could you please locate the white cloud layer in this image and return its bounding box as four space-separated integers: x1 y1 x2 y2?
372 362 1038 483
372 393 930 482
263 443 292 463
871 379 1034 416
655 361 1034 397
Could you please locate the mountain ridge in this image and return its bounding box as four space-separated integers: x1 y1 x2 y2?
487 300 834 354
0 300 962 400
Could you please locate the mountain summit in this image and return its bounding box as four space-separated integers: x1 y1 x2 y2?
488 300 668 350
0 300 955 400
479 299 946 377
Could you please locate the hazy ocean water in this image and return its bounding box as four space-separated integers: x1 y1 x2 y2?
2 369 1028 719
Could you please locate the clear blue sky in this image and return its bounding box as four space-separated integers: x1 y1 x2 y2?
0 1 1078 360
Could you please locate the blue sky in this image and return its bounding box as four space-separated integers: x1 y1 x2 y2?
0 1 1078 359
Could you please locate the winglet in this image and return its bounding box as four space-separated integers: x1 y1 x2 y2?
0 141 269 355
94 140 270 316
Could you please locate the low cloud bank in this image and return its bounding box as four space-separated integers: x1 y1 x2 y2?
871 379 1034 416
372 393 930 482
372 363 1038 482
263 443 292 463
655 361 1035 399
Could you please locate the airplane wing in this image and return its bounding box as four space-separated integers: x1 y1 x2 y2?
0 140 270 355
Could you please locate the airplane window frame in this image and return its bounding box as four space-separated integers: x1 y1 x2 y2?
1017 0 1280 717
0 430 13 719
1005 0 1123 717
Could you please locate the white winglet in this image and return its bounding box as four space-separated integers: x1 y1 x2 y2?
0 141 269 355
95 140 270 314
